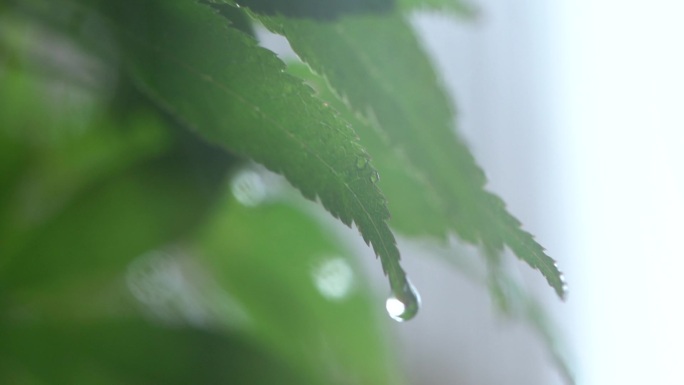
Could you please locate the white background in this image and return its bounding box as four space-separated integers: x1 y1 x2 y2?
403 0 684 384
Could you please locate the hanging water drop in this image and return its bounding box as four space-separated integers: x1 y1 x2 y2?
385 279 421 322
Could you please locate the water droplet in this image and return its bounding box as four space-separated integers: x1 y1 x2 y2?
555 266 569 299
312 257 355 301
385 279 421 322
356 156 368 169
559 273 569 299
370 171 379 183
231 170 266 207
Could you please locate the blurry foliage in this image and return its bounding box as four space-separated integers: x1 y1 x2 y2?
0 0 571 384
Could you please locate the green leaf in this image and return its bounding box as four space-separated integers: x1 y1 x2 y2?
396 0 477 15
60 0 411 296
2 175 405 384
0 133 228 291
241 10 566 298
194 182 406 385
222 0 476 17
287 62 451 237
0 318 313 385
0 12 178 265
0 48 229 288
232 0 395 19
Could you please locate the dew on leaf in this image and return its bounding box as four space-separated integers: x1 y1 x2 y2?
370 171 379 183
559 273 569 299
355 156 368 169
555 262 569 299
385 278 420 322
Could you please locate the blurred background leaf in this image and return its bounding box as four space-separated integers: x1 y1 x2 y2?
0 318 315 385
192 180 405 385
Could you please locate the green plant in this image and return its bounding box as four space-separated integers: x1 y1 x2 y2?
0 0 571 384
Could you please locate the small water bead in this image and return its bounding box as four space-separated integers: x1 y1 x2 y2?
553 261 569 300
356 156 368 169
557 266 569 299
385 279 421 322
369 171 380 184
559 273 569 299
